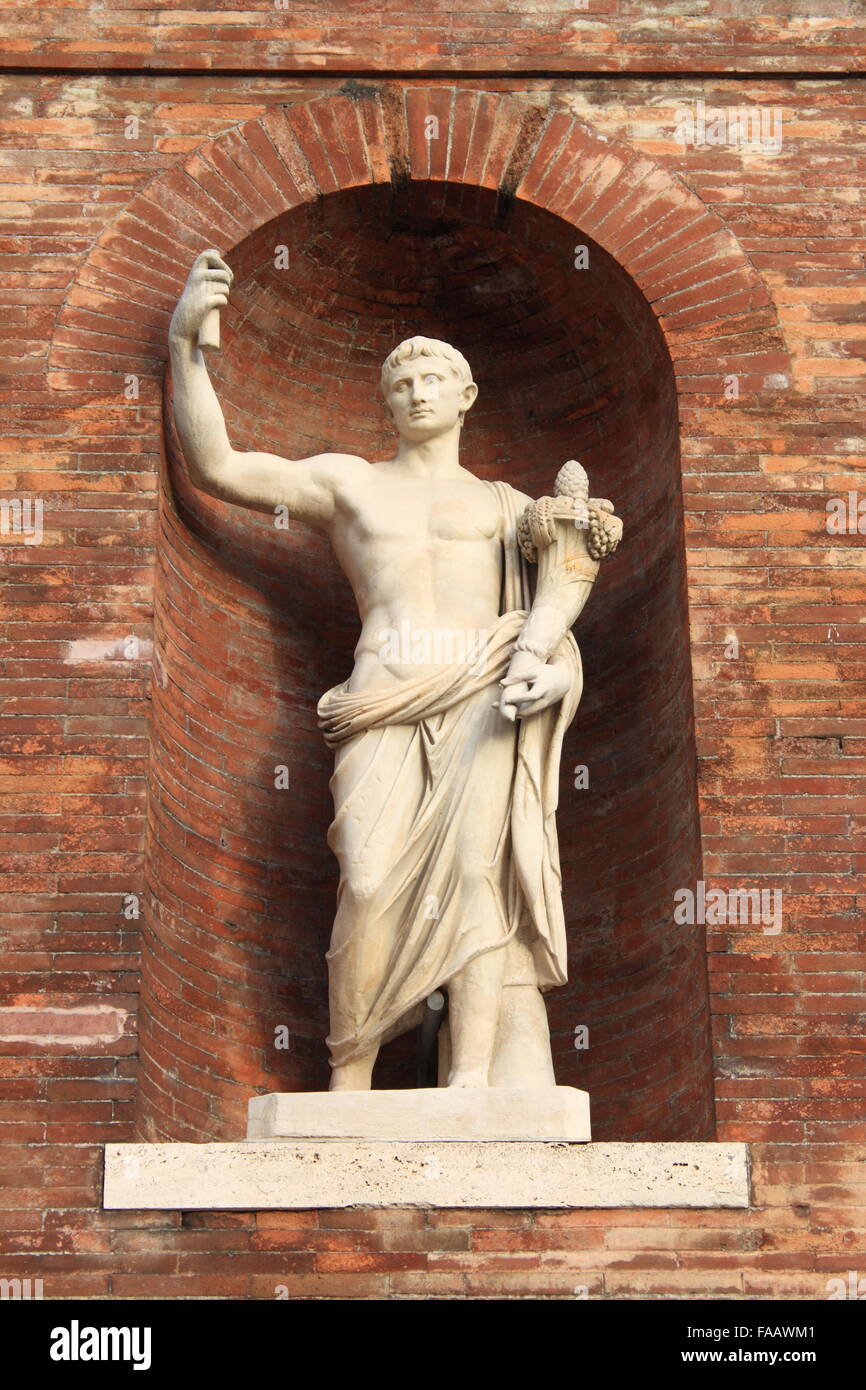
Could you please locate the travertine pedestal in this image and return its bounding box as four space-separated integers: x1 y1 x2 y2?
247 1086 591 1142
92 1094 750 1212
103 1141 751 1210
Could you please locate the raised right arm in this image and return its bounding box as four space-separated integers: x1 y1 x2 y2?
169 250 367 527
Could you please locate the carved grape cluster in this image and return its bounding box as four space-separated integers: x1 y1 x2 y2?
518 458 622 563
517 505 542 563
586 504 621 560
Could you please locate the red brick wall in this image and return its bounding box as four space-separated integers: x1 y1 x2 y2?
2 1 864 74
1 64 864 1297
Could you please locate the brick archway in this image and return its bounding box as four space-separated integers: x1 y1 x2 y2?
49 86 787 403
46 88 791 1142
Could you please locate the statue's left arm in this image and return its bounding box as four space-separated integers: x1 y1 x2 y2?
499 472 622 720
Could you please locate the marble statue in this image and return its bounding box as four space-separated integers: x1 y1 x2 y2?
169 249 622 1096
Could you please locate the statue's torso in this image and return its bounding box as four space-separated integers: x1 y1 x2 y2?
328 465 522 693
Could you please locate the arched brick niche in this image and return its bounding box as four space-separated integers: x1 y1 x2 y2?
48 89 789 1142
148 180 709 1142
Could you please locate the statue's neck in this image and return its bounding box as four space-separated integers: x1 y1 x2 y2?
391 426 463 477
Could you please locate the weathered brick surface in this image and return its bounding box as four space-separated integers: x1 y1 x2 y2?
0 2 864 74
1 63 864 1297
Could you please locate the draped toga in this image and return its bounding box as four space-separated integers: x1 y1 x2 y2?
317 480 582 1069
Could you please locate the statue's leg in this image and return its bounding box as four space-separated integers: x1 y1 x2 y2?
444 701 517 1088
447 945 507 1087
486 929 557 1087
439 948 557 1088
489 987 556 1087
329 1050 377 1092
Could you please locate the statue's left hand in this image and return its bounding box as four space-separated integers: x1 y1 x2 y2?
498 658 571 720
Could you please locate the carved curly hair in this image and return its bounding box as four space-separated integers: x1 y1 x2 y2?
380 336 474 398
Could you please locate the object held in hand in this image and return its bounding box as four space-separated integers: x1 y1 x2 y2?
198 306 220 354
517 459 623 563
499 461 623 721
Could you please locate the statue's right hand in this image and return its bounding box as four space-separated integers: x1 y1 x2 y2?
169 249 233 344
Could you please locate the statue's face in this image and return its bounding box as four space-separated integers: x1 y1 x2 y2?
383 354 477 440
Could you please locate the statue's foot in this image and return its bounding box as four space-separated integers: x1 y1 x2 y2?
446 1068 490 1088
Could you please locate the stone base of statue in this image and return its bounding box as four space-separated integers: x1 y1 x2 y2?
103 1139 752 1210
246 1086 591 1143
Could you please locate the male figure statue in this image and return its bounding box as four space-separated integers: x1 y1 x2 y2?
170 250 621 1093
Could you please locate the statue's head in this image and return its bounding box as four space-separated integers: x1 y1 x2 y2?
380 336 478 440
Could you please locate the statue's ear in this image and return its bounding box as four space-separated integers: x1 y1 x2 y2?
461 380 479 415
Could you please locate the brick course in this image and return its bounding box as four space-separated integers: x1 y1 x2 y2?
1 2 864 75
